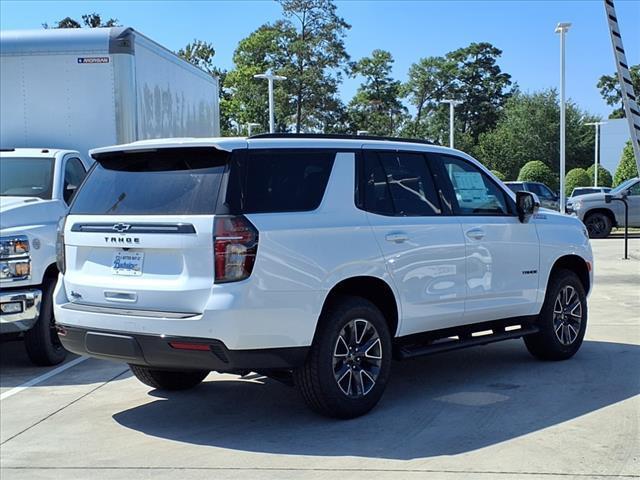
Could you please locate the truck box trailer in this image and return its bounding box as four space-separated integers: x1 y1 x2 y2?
0 27 220 156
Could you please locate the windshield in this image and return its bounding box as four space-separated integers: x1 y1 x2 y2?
0 157 55 199
611 178 638 194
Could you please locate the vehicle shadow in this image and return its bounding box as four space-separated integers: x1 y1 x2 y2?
112 339 639 460
0 338 131 388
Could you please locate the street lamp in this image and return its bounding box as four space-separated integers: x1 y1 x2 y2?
585 121 607 186
253 71 287 133
555 21 571 214
246 122 261 137
440 99 462 148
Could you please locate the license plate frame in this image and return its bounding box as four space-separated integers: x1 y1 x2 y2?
112 251 144 276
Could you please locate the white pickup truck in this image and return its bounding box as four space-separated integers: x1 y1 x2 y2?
0 148 91 364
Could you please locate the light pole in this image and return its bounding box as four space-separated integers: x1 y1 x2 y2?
253 71 287 133
585 121 607 186
246 122 261 137
555 22 571 214
440 99 462 148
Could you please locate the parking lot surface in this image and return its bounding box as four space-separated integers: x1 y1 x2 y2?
1 237 638 480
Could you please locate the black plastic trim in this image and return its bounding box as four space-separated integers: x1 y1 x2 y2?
70 223 196 234
250 133 435 146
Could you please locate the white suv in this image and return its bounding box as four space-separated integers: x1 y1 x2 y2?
53 135 593 418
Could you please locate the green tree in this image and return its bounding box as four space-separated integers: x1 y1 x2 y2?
491 170 506 181
403 42 512 147
517 161 558 191
597 65 640 119
613 141 639 186
475 90 597 180
43 12 119 29
347 50 407 136
586 164 612 188
565 168 591 196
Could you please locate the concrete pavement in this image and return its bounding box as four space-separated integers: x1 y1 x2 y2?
1 237 638 479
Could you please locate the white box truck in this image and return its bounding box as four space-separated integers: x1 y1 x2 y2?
0 27 220 365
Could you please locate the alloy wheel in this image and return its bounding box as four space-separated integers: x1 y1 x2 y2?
553 285 583 345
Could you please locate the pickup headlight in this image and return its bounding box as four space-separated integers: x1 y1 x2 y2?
572 200 583 211
0 235 31 281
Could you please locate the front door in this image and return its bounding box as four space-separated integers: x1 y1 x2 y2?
431 153 540 324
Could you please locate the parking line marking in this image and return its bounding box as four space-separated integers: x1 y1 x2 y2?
0 356 88 401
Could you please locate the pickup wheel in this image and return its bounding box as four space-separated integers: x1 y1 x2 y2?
525 269 587 361
294 296 392 419
584 212 612 238
129 365 209 390
24 278 67 366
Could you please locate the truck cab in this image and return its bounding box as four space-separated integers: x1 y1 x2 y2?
1 148 91 365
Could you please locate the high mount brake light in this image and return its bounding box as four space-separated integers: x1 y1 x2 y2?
214 215 258 283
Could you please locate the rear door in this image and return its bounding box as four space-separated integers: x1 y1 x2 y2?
431 153 540 323
360 148 466 335
63 147 229 314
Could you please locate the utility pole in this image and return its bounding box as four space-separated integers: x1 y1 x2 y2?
555 22 571 214
440 100 462 148
585 121 607 186
254 72 287 133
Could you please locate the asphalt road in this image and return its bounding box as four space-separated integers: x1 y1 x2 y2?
1 237 638 480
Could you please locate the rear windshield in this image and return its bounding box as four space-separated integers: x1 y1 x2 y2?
70 148 228 215
225 149 335 213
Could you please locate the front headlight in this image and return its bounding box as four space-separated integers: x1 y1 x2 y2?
572 200 583 211
0 235 31 281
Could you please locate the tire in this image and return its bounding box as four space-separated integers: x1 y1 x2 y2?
24 278 67 366
584 212 612 238
129 364 209 390
524 269 587 361
294 296 392 419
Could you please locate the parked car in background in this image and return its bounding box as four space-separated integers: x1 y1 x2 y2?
570 187 612 198
54 134 593 418
567 177 640 238
505 181 560 210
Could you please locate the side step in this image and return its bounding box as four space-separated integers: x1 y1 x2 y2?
396 324 540 360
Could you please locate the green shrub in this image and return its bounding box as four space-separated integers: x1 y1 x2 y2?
613 141 639 186
565 168 591 196
491 170 506 181
517 161 558 190
586 164 612 187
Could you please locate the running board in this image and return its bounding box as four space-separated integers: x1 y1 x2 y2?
396 324 540 360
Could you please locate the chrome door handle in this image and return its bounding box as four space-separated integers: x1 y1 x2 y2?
465 228 485 240
385 233 408 243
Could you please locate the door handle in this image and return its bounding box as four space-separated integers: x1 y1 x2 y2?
465 228 485 240
385 233 409 243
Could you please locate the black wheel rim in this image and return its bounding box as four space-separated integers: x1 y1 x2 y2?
586 217 604 236
553 286 583 346
332 319 382 398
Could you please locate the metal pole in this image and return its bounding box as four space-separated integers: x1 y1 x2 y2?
267 78 275 134
595 123 599 186
556 22 571 214
449 102 455 149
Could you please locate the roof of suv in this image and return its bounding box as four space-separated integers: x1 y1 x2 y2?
89 135 460 157
0 147 76 158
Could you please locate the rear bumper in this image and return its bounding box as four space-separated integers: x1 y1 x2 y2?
57 324 309 372
0 289 41 334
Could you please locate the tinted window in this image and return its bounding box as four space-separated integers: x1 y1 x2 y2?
225 150 335 213
71 148 227 215
528 183 555 199
437 155 509 215
572 188 597 197
506 183 524 192
63 158 86 203
628 182 640 196
361 152 394 215
0 157 54 199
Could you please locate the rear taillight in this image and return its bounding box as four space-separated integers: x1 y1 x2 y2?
214 215 258 283
56 216 66 275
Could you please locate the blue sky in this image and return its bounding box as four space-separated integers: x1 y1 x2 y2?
2 0 639 118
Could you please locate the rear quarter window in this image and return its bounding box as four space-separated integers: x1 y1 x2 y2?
225 149 335 213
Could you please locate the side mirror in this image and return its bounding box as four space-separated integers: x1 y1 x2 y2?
516 191 540 222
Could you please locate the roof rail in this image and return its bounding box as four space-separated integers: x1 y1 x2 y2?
248 133 435 146
0 148 16 152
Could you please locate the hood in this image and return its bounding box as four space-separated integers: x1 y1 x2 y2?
568 192 605 203
0 196 66 230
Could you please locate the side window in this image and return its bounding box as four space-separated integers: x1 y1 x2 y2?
436 155 510 216
225 149 335 213
63 157 86 203
361 151 441 216
628 182 640 196
529 183 555 199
